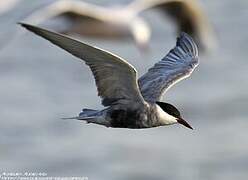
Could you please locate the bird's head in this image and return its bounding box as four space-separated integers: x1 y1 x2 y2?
156 101 193 130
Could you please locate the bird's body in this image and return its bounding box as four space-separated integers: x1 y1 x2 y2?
76 103 176 128
23 0 215 52
20 23 198 129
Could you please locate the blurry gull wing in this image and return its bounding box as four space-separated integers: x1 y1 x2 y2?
138 32 198 103
127 0 216 52
23 0 114 35
19 23 145 106
22 0 151 51
0 0 106 50
4 0 134 51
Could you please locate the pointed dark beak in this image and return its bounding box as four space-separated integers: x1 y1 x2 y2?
177 118 193 130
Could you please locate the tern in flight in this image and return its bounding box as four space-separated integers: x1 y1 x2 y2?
23 0 215 52
20 23 199 129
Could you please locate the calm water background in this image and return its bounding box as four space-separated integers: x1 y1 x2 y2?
0 0 248 180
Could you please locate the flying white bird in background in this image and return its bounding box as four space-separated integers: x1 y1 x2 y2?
23 0 216 52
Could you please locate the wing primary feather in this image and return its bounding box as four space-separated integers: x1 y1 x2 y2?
19 22 145 106
138 32 199 103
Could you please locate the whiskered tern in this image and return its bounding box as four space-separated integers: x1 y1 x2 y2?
20 23 199 129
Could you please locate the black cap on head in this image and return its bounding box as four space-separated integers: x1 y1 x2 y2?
156 101 181 118
156 101 193 130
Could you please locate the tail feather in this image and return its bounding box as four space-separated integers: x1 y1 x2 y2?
62 108 99 120
62 115 109 126
61 116 96 120
80 108 98 116
62 108 109 127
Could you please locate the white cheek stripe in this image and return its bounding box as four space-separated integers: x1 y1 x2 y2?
156 105 177 125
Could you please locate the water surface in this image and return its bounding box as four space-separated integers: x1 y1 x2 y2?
0 0 248 180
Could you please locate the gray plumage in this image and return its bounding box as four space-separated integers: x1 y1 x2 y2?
138 33 198 103
20 23 198 129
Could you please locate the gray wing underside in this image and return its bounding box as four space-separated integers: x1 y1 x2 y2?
20 23 145 107
138 32 199 103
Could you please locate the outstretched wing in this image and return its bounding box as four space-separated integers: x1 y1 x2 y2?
127 0 216 51
138 33 198 103
20 23 145 106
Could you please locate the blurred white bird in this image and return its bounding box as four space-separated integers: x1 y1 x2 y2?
20 23 199 129
23 0 216 52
